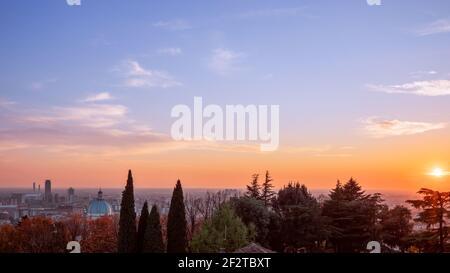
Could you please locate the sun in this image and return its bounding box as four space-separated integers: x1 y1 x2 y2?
427 167 449 177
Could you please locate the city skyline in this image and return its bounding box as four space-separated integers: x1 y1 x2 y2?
0 0 449 190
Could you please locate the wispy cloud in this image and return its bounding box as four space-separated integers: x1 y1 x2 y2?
83 92 113 102
153 19 191 31
362 117 446 138
409 70 438 78
0 97 269 157
209 48 244 76
283 145 332 153
367 80 450 96
0 98 168 152
0 141 31 152
315 153 352 158
237 7 306 19
90 34 112 47
416 19 450 36
25 103 128 128
30 79 57 90
282 145 354 157
157 47 182 56
119 60 181 88
0 98 15 108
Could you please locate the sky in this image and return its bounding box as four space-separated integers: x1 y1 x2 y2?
0 0 449 190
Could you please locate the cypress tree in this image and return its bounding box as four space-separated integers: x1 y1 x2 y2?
117 170 137 253
167 179 187 253
136 201 149 253
143 204 165 253
261 170 275 207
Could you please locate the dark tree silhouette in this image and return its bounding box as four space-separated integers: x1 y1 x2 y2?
245 174 261 199
261 171 276 207
117 170 137 253
167 180 187 253
407 188 450 253
143 204 165 253
273 182 329 252
322 178 381 253
380 205 413 252
342 178 366 201
136 201 149 253
231 196 272 247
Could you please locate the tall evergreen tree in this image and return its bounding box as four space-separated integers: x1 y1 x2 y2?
329 180 344 201
322 178 380 253
167 180 187 253
342 177 366 201
273 182 330 252
245 174 261 199
136 201 149 253
117 170 137 253
261 171 275 207
143 204 165 253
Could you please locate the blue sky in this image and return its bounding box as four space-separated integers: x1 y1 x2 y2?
0 0 449 188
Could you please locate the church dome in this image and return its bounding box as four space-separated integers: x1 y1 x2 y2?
87 190 112 218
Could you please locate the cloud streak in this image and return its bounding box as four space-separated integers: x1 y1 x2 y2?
367 80 450 96
120 60 181 88
0 98 170 154
83 92 113 102
153 19 191 31
30 79 57 90
209 48 244 76
416 19 450 36
0 98 15 108
0 97 265 157
362 117 446 138
237 7 306 19
157 47 182 56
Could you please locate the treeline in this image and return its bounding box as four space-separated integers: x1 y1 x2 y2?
231 173 450 253
1 170 449 253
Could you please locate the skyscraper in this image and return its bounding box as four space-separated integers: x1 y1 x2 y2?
67 187 75 203
44 180 52 203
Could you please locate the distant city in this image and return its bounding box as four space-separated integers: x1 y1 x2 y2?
0 180 233 225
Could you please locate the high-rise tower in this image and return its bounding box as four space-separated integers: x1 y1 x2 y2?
44 180 52 202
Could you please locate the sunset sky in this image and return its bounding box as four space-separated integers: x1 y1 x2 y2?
0 0 449 190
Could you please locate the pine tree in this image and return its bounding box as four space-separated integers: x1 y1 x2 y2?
167 180 187 253
329 180 344 201
272 182 329 252
261 171 275 207
322 178 377 253
136 201 149 253
342 177 367 201
245 174 261 199
117 170 137 253
143 204 165 253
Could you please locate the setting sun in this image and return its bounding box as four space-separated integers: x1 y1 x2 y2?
427 167 449 177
